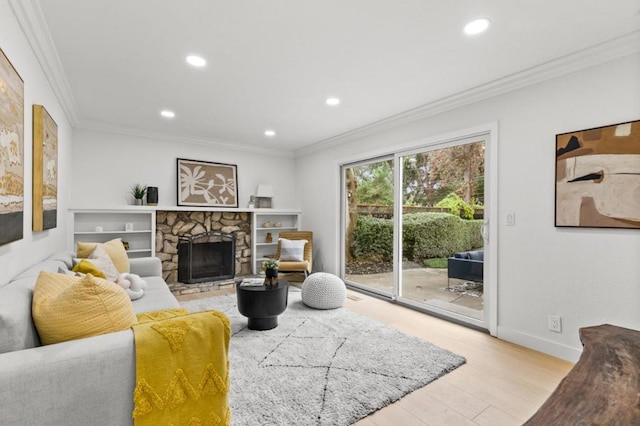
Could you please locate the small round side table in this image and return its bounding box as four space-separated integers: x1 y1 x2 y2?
236 280 289 330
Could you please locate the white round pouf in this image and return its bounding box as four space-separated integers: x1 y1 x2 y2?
302 273 346 310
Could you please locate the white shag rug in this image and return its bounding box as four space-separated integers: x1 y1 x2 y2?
180 287 465 426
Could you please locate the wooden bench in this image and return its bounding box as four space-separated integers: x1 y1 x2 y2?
525 324 640 425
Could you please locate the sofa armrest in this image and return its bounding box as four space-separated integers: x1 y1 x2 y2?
129 256 162 277
0 330 136 426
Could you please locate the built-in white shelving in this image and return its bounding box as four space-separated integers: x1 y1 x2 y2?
69 207 302 269
252 211 301 274
69 209 156 258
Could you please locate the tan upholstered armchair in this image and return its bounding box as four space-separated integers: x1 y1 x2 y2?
275 231 313 277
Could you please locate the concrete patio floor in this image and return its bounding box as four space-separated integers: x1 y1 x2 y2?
346 266 483 320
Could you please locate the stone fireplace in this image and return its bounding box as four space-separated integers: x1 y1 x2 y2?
178 231 236 283
156 211 252 283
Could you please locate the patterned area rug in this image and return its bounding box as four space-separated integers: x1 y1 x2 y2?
181 287 465 426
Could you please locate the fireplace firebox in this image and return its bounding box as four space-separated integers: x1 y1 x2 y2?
178 231 236 283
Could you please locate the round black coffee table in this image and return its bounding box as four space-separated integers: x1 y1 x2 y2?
236 280 289 330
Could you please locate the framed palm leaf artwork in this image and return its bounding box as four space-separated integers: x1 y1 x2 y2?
177 158 238 207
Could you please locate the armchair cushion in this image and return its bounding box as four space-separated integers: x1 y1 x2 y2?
278 238 307 261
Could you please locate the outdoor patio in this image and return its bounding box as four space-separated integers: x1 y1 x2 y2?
346 266 483 320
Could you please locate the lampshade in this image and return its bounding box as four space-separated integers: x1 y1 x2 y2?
255 184 274 198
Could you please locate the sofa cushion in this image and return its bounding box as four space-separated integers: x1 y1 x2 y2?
76 238 130 273
0 277 42 354
132 276 181 314
468 250 484 261
32 271 137 345
10 259 72 282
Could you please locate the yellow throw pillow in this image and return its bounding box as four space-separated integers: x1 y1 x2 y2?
32 271 137 345
77 238 130 273
72 259 107 279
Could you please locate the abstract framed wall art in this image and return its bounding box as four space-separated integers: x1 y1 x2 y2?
0 49 24 245
32 104 58 231
555 119 640 229
177 158 238 207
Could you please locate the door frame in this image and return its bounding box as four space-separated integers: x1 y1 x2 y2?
339 122 498 335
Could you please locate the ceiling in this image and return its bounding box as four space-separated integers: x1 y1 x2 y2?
22 1 640 153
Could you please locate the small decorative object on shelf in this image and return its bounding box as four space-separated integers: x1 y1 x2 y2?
125 222 134 232
274 221 281 228
122 241 130 250
263 221 271 228
131 184 147 205
247 195 255 209
146 186 158 206
265 232 272 243
95 226 103 232
262 259 279 286
255 184 274 208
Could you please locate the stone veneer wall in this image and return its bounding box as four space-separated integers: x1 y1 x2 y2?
156 211 252 283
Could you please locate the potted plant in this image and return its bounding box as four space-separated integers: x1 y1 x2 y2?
131 184 147 205
262 259 279 285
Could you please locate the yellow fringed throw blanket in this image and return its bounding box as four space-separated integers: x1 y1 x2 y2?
132 308 231 426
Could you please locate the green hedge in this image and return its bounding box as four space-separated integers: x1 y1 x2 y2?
351 215 394 262
351 212 483 263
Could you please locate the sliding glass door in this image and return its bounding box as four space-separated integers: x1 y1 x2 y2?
343 157 395 298
398 140 485 322
342 132 492 330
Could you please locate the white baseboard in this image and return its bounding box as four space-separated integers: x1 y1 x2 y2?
497 326 582 363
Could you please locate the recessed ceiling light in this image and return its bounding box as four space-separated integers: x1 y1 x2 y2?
326 97 341 106
464 18 491 35
264 130 276 137
160 110 175 118
186 55 206 67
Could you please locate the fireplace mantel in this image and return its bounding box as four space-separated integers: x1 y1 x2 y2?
70 205 299 214
69 207 302 284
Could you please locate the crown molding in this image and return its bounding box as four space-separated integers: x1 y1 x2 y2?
9 0 81 125
75 120 295 157
12 1 639 158
295 30 640 157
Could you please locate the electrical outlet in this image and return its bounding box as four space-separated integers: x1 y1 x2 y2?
506 212 516 226
548 315 562 333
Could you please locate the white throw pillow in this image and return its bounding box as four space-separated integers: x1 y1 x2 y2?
87 245 120 281
279 238 307 262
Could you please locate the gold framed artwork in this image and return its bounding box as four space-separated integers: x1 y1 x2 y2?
555 119 640 229
177 158 238 207
0 49 24 245
32 104 58 231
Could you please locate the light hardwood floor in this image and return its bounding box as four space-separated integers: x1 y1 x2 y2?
177 286 574 426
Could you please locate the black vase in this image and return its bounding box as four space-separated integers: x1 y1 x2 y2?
265 268 278 285
146 186 158 206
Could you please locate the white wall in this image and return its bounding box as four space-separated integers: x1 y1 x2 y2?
71 128 298 210
295 53 640 361
0 1 73 286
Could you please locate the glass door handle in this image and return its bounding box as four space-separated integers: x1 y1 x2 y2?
482 221 489 243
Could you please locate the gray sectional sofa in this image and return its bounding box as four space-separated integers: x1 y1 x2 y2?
0 251 181 425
